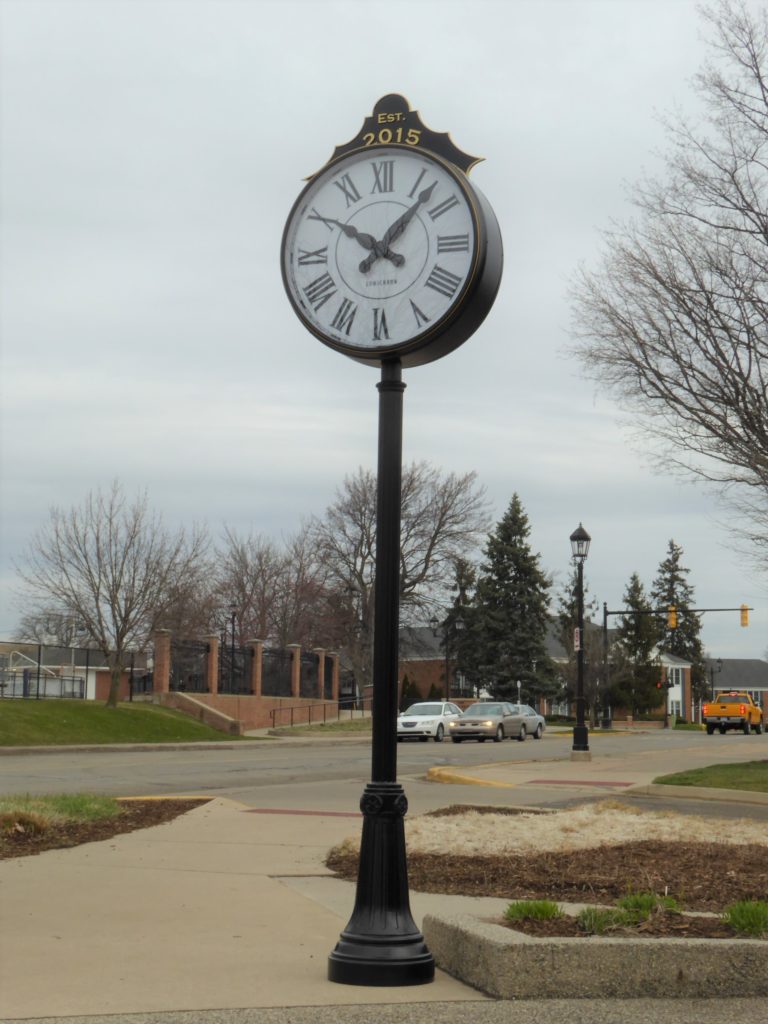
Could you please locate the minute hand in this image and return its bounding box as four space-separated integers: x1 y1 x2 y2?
360 182 438 273
382 181 438 247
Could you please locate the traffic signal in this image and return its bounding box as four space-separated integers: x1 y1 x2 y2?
740 604 749 627
667 605 677 628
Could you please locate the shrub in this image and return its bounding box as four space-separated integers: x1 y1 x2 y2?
504 899 562 923
577 907 644 934
722 900 768 937
617 892 680 916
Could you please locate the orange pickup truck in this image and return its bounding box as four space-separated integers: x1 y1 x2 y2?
702 692 764 735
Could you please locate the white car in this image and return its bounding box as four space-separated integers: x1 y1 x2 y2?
397 701 463 742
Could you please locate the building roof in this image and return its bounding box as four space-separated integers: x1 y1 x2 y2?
707 658 768 691
399 625 444 660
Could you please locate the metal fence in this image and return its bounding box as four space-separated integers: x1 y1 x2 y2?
299 652 318 698
219 644 250 694
262 648 292 698
170 639 209 693
324 655 335 700
0 671 86 699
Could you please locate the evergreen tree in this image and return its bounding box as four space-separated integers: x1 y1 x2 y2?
651 539 706 701
446 557 481 698
612 573 662 715
556 564 601 723
472 495 555 702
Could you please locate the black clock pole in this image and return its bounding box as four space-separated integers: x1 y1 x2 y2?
328 359 435 987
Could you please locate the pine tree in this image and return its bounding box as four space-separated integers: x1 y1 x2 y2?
472 495 555 701
447 557 481 698
651 539 706 701
612 573 662 715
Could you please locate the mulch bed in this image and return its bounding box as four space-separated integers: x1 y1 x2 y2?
326 839 768 914
0 799 209 859
4 797 767 937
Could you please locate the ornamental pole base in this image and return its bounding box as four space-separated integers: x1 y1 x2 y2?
571 723 590 757
328 782 435 986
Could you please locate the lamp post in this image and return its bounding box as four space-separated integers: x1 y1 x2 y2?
710 657 723 699
570 524 591 759
430 612 465 703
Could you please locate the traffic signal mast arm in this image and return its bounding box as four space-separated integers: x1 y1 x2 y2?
602 604 752 622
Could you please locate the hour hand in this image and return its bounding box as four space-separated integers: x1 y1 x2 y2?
328 219 404 271
328 219 379 252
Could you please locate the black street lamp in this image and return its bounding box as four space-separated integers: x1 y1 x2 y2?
570 524 591 758
430 612 465 702
710 657 723 698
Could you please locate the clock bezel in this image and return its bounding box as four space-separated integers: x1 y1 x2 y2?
281 144 502 368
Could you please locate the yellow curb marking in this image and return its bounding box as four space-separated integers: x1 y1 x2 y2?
426 767 518 788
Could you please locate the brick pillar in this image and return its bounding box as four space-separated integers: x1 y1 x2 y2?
247 639 263 697
205 635 220 695
288 644 301 700
314 648 326 700
329 652 340 702
153 630 171 695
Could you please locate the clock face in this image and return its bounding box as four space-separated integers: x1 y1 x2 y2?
281 145 482 363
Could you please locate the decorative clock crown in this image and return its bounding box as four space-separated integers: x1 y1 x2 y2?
316 94 483 178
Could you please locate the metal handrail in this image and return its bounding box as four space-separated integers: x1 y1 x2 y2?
269 697 372 728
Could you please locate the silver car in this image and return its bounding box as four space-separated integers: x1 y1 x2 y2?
507 703 546 740
397 701 463 742
449 701 523 743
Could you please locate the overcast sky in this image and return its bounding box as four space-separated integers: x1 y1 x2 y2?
1 0 766 661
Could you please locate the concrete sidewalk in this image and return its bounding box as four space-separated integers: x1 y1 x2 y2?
2 734 767 1022
0 797 488 1020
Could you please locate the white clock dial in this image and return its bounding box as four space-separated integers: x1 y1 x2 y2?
282 145 480 356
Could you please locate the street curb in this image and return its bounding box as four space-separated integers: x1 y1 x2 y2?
427 765 517 788
628 782 768 806
0 735 373 755
422 912 768 999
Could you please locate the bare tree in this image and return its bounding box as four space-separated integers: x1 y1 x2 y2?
214 527 286 644
17 482 208 707
311 462 490 690
271 526 329 649
571 2 768 538
215 524 332 650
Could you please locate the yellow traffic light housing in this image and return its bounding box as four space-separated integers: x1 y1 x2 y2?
667 605 677 628
740 604 749 627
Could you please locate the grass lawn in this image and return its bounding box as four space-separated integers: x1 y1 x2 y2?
654 760 768 792
0 699 250 746
0 792 121 824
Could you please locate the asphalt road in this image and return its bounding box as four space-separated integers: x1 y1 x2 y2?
2 728 767 821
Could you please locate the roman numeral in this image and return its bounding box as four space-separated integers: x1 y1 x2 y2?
428 195 459 220
297 245 328 266
331 297 357 335
408 169 429 198
437 234 470 253
334 173 362 207
410 300 431 328
303 272 336 311
371 160 395 193
425 264 462 299
373 308 389 341
307 207 335 231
